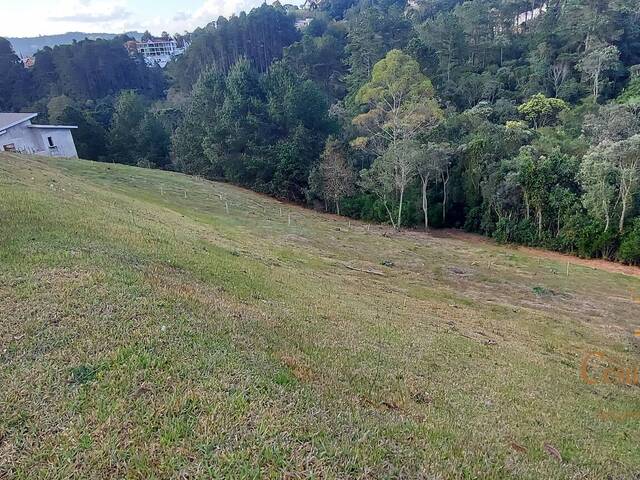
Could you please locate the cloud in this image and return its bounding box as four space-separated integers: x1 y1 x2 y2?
193 0 253 19
165 0 258 31
2 0 303 38
49 6 131 23
172 11 190 22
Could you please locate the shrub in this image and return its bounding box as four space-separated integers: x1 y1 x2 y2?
464 206 483 232
493 218 538 245
575 220 620 259
618 219 640 265
493 218 512 244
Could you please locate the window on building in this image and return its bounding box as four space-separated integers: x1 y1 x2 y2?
47 136 55 148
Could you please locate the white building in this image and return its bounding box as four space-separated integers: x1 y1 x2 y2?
294 18 313 30
0 113 78 158
128 37 189 68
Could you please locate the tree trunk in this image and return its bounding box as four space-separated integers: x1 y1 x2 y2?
537 208 543 238
603 197 610 232
619 196 627 233
382 197 397 230
421 175 429 231
397 186 404 231
441 170 449 224
336 199 340 217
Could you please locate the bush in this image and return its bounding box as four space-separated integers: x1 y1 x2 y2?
464 206 483 232
341 193 387 223
575 220 620 259
492 218 538 245
618 219 640 265
493 218 512 244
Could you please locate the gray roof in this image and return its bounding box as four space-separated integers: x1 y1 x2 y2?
0 113 38 131
29 124 78 129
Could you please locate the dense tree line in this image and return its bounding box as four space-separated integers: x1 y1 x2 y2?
1 35 166 110
2 0 640 264
169 4 300 91
30 37 166 101
0 34 169 165
173 59 333 200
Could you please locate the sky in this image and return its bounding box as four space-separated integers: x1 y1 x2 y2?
1 0 286 38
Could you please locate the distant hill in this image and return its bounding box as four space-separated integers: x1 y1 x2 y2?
8 31 142 56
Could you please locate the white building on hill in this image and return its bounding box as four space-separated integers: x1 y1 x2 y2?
0 113 78 158
126 37 189 68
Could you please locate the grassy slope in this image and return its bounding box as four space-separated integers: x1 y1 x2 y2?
1 153 639 479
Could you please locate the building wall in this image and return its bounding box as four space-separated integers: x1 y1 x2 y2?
133 39 187 68
0 121 78 158
33 129 78 158
0 120 43 154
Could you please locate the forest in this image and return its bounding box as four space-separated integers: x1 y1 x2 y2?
1 0 640 264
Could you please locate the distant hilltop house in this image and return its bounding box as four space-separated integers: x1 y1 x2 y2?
20 56 35 69
125 36 189 68
514 4 547 31
0 113 78 158
294 18 313 30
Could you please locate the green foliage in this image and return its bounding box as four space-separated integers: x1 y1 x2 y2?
174 59 332 201
617 76 640 105
69 364 99 385
618 219 640 265
108 91 147 165
340 192 389 222
355 49 435 107
172 69 227 176
517 94 569 129
171 5 300 91
344 4 411 101
0 37 32 111
493 218 537 246
58 106 107 161
581 134 640 233
310 138 355 214
31 37 166 101
577 45 621 101
46 95 74 123
107 91 171 167
575 219 620 260
282 30 347 100
137 114 172 169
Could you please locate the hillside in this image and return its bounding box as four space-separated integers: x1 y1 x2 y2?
8 32 142 56
3 1 640 266
1 153 639 478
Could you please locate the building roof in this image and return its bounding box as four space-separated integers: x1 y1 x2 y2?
28 124 78 130
0 113 38 131
138 38 176 44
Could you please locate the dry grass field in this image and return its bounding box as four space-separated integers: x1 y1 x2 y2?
1 153 640 478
